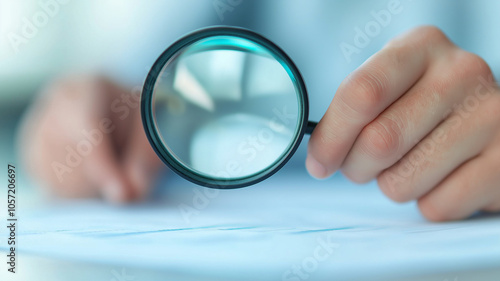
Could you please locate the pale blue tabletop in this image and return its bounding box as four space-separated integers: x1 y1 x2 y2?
1 166 500 281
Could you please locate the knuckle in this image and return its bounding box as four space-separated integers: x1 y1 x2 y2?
383 42 412 66
340 68 390 119
417 198 452 222
391 26 453 58
454 50 492 78
417 25 450 45
357 69 390 106
360 117 402 160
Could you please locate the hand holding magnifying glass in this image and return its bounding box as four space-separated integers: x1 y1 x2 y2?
18 25 500 221
143 26 500 221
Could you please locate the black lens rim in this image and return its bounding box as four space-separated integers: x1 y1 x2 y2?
141 26 309 189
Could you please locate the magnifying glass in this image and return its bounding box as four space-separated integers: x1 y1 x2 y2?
141 26 317 189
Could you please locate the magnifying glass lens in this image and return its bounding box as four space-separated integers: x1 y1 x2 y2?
146 29 307 187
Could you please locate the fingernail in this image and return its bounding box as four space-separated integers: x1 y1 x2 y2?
306 154 328 179
102 180 126 203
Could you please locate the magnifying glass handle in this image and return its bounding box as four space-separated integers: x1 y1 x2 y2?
305 121 318 135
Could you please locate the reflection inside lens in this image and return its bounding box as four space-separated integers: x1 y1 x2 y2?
153 35 301 179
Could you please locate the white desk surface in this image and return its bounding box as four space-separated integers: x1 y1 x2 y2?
1 166 500 281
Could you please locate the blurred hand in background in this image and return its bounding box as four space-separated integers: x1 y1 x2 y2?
18 26 500 222
18 76 162 203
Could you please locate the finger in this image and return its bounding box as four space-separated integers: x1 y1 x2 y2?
81 126 135 203
122 108 163 200
483 198 500 213
477 132 500 213
417 147 500 221
307 26 452 179
377 91 500 203
79 81 149 202
18 100 99 198
54 77 136 203
341 49 479 183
